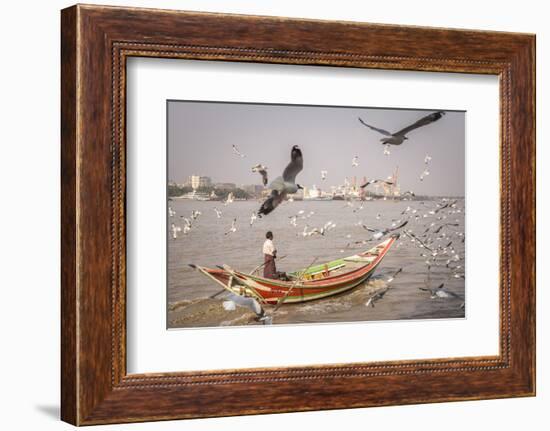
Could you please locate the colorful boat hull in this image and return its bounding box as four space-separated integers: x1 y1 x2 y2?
194 235 398 305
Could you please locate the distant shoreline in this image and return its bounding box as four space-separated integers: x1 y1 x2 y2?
168 196 466 202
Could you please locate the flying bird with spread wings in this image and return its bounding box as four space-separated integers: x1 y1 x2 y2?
358 111 445 146
232 144 246 158
360 179 394 189
258 145 303 217
251 164 268 186
361 220 408 240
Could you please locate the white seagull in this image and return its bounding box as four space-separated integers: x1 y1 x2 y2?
362 220 408 240
223 192 234 206
170 223 182 239
249 212 257 226
224 218 237 235
232 144 246 158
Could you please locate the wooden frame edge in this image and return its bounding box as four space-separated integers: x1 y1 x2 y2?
60 4 535 425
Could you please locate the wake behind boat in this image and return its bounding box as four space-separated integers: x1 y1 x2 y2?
191 235 398 305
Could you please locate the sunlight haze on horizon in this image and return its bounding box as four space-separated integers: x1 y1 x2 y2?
168 101 465 197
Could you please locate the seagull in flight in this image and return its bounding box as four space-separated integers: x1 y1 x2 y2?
223 192 234 206
321 170 328 180
224 218 237 235
170 223 182 239
232 144 246 158
403 230 434 252
419 283 461 299
366 288 390 308
249 212 257 227
360 179 394 189
258 145 303 217
433 222 459 234
351 156 359 167
358 111 445 146
362 220 408 240
386 267 403 284
401 190 416 198
420 168 430 181
252 164 268 186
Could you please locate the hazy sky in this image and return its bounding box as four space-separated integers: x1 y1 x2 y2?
168 101 465 196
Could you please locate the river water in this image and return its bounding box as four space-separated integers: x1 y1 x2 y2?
168 198 465 328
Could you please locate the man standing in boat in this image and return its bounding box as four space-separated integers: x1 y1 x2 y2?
263 231 279 279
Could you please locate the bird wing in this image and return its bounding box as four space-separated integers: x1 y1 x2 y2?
358 117 392 136
260 169 268 186
282 151 303 183
268 176 285 192
232 145 245 156
361 225 377 233
404 230 434 252
392 268 403 278
388 220 408 232
394 111 445 136
258 190 284 217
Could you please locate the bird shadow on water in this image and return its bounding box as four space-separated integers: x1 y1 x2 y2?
35 404 59 420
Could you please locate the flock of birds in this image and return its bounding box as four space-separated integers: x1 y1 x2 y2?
170 110 465 317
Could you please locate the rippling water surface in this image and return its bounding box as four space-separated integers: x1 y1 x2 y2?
168 198 465 327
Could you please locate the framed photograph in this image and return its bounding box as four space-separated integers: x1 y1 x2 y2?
61 4 535 425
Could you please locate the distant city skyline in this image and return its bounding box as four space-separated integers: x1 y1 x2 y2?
168 101 465 197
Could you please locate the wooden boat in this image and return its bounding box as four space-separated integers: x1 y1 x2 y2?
192 234 398 305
